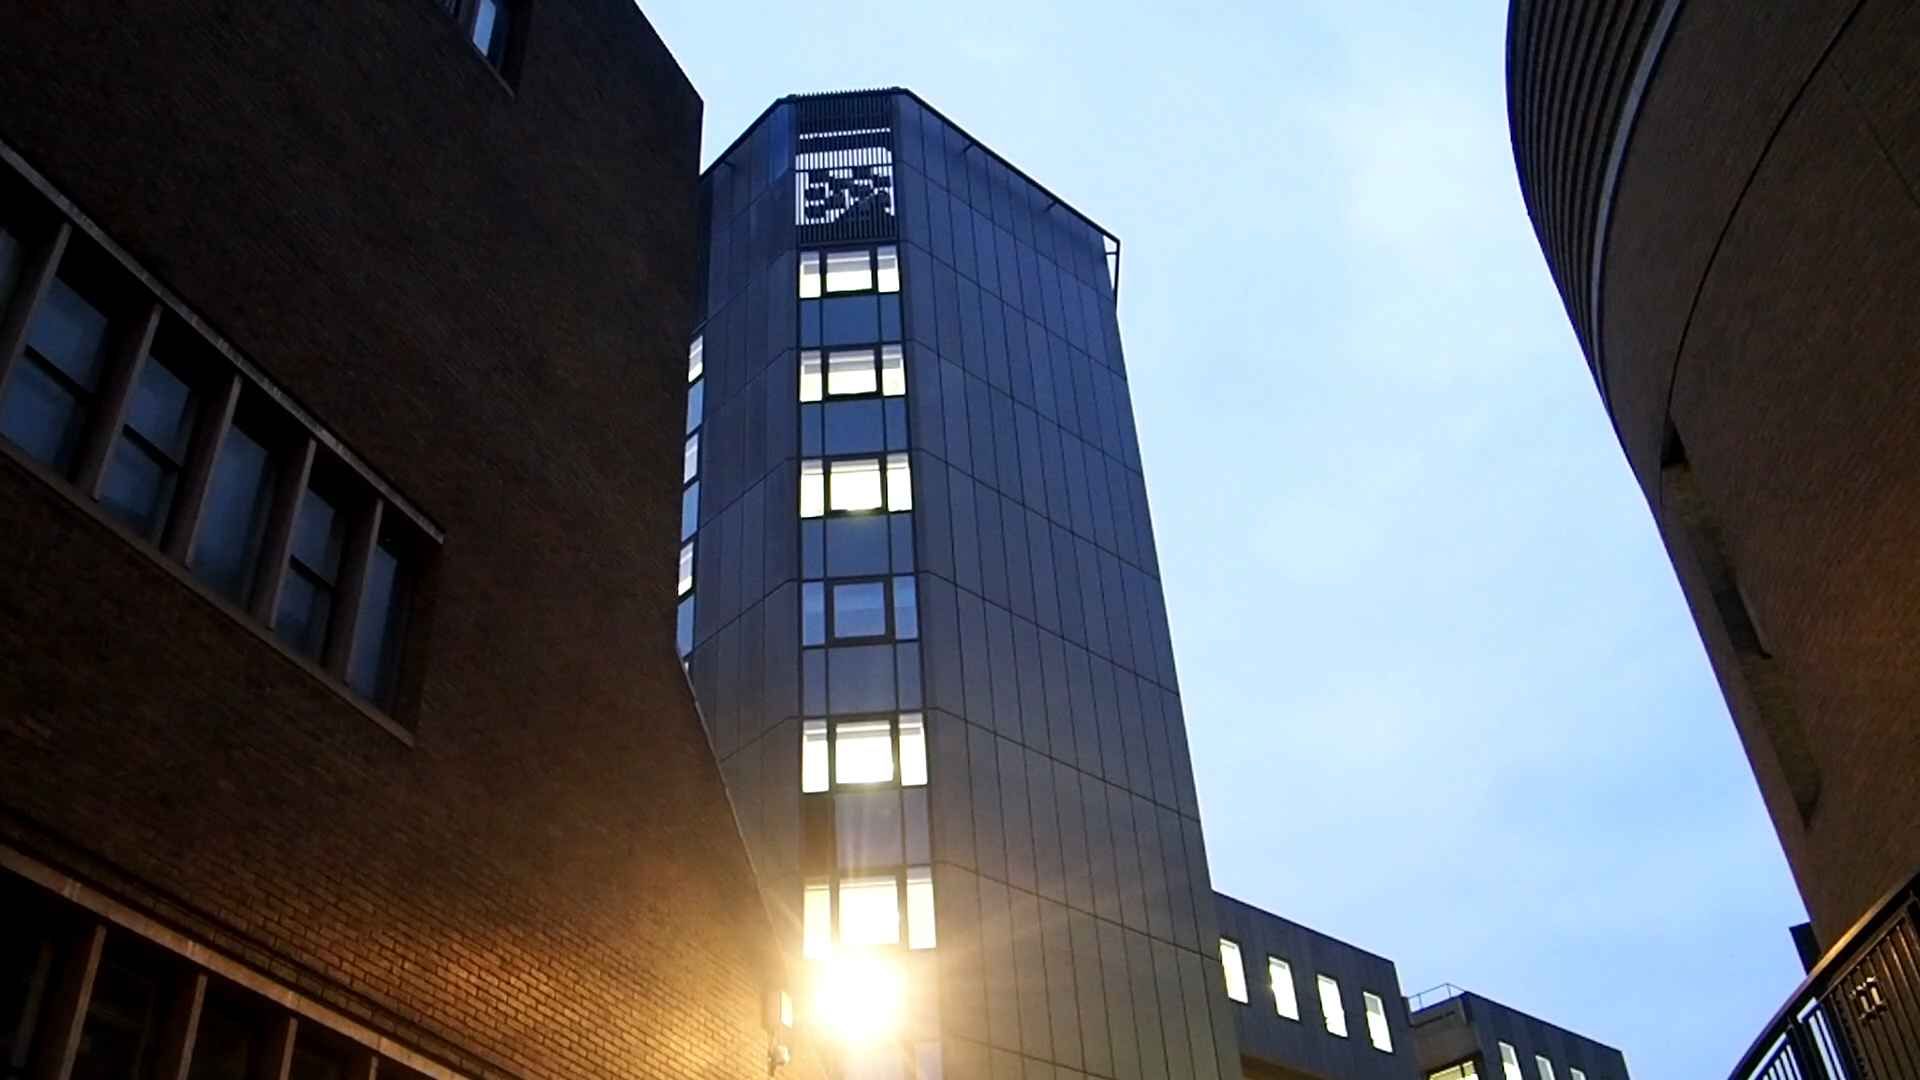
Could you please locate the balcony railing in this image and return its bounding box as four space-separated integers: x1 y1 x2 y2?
1730 871 1920 1079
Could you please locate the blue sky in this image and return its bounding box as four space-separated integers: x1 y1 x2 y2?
642 1 1807 1075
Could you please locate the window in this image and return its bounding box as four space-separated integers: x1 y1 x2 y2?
1499 1043 1523 1080
880 345 905 395
99 356 195 541
831 581 888 639
675 596 695 659
468 0 514 70
830 458 882 512
803 882 832 958
897 713 927 785
875 246 900 293
682 433 699 483
800 456 911 519
802 347 906 403
347 526 412 705
1219 940 1248 1003
676 542 694 597
687 335 704 383
680 480 699 539
825 250 874 293
799 352 823 402
1269 957 1299 1019
1429 1065 1481 1080
801 581 826 645
1317 975 1347 1037
802 720 830 793
800 459 826 517
275 483 349 661
1363 991 1392 1052
799 252 823 300
906 866 936 949
835 719 894 785
837 875 899 946
1 275 112 473
1535 1057 1555 1080
1568 1070 1586 1080
827 350 878 396
885 453 912 510
192 422 277 605
685 378 703 435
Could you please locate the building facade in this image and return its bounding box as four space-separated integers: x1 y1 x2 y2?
1505 0 1920 948
0 3 790 1080
1213 896 1417 1080
1408 989 1628 1080
682 89 1239 1080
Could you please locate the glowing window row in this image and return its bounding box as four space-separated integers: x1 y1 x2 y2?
799 246 901 298
803 868 935 955
799 346 905 401
1493 1044 1582 1080
800 455 912 517
802 714 928 792
678 335 705 653
1219 941 1392 1052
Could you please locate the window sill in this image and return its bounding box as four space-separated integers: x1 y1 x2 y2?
0 439 416 748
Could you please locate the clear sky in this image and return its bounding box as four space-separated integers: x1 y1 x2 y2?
641 1 1807 1076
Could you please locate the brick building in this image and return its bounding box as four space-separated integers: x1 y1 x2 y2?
0 3 788 1079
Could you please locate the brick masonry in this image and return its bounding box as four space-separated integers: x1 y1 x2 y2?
0 2 789 1078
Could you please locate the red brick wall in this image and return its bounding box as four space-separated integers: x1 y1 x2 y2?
0 2 784 1077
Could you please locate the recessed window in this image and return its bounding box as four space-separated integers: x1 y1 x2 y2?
800 459 825 518
1499 1043 1523 1080
837 875 899 946
1 276 112 473
832 581 888 639
891 575 918 640
830 458 884 513
898 713 927 786
1317 975 1347 1038
276 484 348 661
192 423 277 605
801 347 905 403
835 719 894 785
1363 991 1392 1052
1219 940 1248 1004
347 526 413 705
1269 957 1299 1020
683 433 699 484
880 345 906 396
885 453 912 511
801 456 909 519
876 246 900 293
802 720 829 793
1568 1070 1586 1080
800 351 823 402
99 357 195 542
687 335 704 383
1429 1065 1481 1080
906 866 936 949
468 0 514 69
827 350 878 396
825 250 873 293
676 542 694 597
803 881 832 959
1535 1057 1555 1080
799 252 823 299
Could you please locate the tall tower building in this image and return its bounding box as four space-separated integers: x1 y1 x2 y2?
681 89 1239 1080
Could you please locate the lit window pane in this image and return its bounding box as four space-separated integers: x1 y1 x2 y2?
799 351 823 402
826 350 877 396
801 582 826 646
891 576 918 640
686 379 703 435
837 875 899 946
681 480 699 540
1569 1069 1586 1080
880 345 906 396
885 453 912 511
1318 975 1347 1037
804 882 833 958
1364 992 1392 1051
906 866 936 949
687 335 704 383
802 720 829 793
677 542 695 597
683 433 699 483
799 251 822 299
832 581 888 639
1219 940 1248 1003
1269 958 1299 1020
835 719 894 784
1499 1044 1523 1080
800 459 825 518
1535 1058 1555 1080
825 250 872 293
876 246 900 293
829 458 884 512
898 713 927 786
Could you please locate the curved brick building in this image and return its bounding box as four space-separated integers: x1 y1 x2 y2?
1505 0 1920 948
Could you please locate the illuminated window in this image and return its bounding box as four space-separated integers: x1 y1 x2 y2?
683 433 699 484
800 459 826 518
804 882 832 958
677 543 694 597
1363 992 1392 1052
1269 957 1299 1020
1318 975 1347 1037
1429 1065 1481 1080
1535 1057 1555 1080
1219 940 1248 1004
906 866 936 949
802 720 829 793
800 351 824 402
825 250 873 293
885 453 912 510
1568 1070 1585 1080
799 251 823 299
827 350 878 396
835 719 894 784
830 458 884 512
898 713 927 786
837 875 899 946
687 335 704 382
880 345 906 396
876 246 900 293
1499 1043 1523 1080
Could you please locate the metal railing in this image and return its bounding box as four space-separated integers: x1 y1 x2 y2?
1406 983 1468 1014
1731 872 1920 1079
